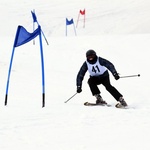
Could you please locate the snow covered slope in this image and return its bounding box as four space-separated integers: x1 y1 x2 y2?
0 0 150 150
1 0 150 36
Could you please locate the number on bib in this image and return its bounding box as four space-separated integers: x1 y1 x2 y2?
92 65 100 73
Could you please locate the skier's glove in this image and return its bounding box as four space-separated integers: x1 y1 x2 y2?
77 86 82 93
113 72 120 80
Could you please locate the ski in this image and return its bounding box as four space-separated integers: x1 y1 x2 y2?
84 102 128 109
84 102 111 107
115 103 128 109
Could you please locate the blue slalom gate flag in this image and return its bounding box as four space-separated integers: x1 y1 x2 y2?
14 25 40 47
31 10 37 22
31 10 49 45
66 18 74 25
66 18 76 36
5 25 46 107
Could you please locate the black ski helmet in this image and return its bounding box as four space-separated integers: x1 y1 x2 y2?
86 49 96 57
86 49 97 64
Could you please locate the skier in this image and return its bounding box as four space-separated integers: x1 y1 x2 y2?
76 49 127 107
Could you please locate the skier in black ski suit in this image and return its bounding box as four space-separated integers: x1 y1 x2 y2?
76 49 127 107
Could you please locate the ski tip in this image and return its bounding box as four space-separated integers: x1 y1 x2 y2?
84 102 88 105
115 103 128 109
84 102 92 106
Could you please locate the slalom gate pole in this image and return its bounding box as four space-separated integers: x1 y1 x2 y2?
39 26 46 107
64 93 78 103
120 74 140 78
76 13 80 28
37 21 49 45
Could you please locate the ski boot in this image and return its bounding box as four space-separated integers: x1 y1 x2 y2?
95 94 107 105
116 97 127 108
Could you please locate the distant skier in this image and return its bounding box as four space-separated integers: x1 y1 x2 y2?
76 49 127 107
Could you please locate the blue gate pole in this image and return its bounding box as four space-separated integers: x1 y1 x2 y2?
5 47 15 106
39 26 45 107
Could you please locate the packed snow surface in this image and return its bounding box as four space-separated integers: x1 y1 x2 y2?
0 0 150 150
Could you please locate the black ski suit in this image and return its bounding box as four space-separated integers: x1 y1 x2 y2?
76 56 122 101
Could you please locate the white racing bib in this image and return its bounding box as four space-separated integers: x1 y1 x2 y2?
86 59 107 76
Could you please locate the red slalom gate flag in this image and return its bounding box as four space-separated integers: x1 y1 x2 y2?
80 9 85 15
76 9 86 28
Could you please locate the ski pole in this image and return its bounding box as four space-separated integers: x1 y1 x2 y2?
64 92 78 103
120 74 140 78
